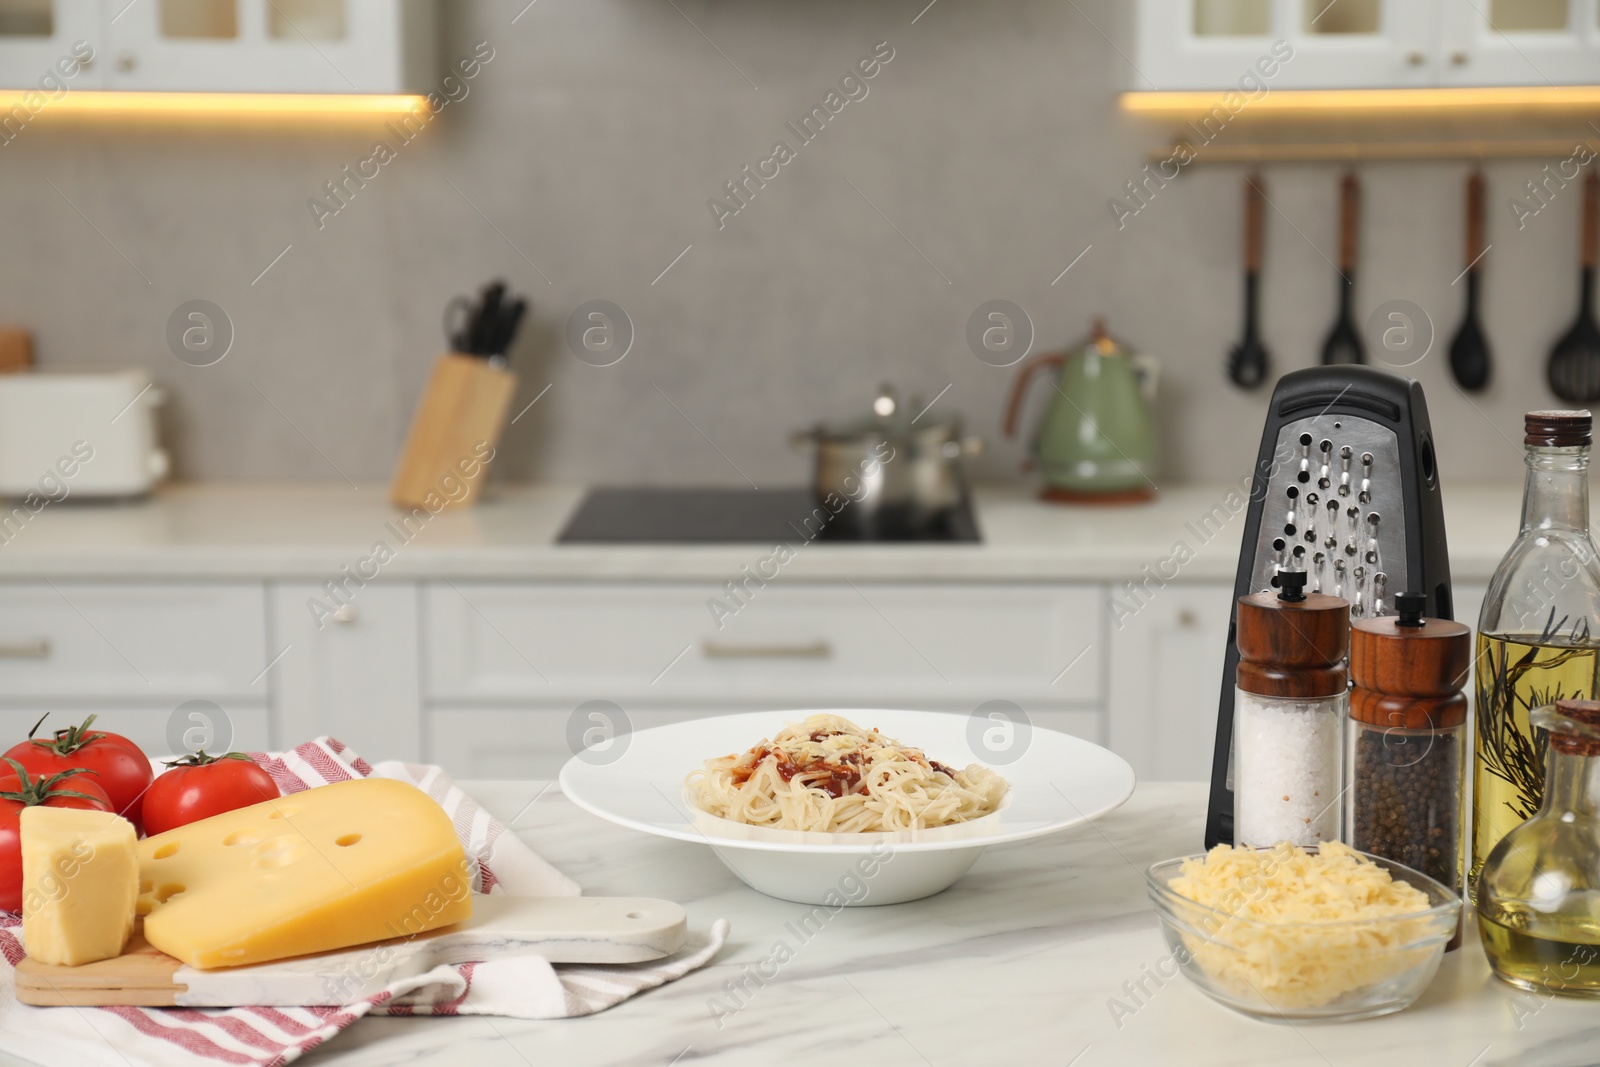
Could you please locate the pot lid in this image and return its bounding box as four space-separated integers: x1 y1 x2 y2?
810 384 960 439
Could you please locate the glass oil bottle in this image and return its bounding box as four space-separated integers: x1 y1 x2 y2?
1474 411 1600 899
1477 700 1600 995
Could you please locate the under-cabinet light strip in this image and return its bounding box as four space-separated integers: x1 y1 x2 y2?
1121 85 1600 116
0 91 429 118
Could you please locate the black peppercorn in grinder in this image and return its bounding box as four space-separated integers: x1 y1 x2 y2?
1349 590 1471 938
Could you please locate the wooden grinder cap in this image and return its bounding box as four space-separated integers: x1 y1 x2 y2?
1350 591 1470 730
1236 571 1349 699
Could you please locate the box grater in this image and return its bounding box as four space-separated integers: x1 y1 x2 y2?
1205 365 1454 848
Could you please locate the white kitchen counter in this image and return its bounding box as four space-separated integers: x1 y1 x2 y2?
0 482 1527 581
71 778 1583 1067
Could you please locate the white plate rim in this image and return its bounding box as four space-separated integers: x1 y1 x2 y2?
559 708 1137 855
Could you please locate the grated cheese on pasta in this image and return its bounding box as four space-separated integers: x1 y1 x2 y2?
1165 841 1439 1009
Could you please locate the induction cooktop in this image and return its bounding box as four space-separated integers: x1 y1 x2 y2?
557 488 981 544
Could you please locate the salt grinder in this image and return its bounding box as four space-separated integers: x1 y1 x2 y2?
1348 591 1470 901
1233 570 1350 849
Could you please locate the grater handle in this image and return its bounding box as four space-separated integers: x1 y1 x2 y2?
1339 172 1360 274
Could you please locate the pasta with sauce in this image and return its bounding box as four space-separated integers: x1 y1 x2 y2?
686 714 1007 832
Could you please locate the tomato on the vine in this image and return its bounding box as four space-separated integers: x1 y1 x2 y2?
143 751 279 837
4 715 152 832
0 759 112 912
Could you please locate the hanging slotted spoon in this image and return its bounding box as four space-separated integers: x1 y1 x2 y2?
1548 172 1600 403
1320 172 1365 366
1448 170 1492 391
1227 172 1271 389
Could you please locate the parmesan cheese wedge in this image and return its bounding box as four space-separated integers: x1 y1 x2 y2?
20 807 139 967
137 778 473 969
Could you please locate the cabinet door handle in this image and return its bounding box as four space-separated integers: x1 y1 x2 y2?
701 641 832 660
0 639 51 659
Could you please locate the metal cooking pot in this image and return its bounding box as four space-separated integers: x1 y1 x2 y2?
791 385 982 535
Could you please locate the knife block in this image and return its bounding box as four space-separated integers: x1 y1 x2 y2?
390 353 516 512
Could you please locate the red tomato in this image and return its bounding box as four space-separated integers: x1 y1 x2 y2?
0 759 113 913
143 752 279 837
4 715 152 832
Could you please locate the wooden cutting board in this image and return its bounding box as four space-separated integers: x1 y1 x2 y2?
16 895 686 1007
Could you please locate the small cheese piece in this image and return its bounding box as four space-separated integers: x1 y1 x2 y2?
137 778 473 969
20 807 138 966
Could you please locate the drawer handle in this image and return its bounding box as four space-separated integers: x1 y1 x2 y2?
701 641 832 660
0 639 50 660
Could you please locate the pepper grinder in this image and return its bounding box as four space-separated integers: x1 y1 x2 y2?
1348 591 1470 899
1234 570 1350 849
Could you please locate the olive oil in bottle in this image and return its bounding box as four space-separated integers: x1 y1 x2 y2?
1477 700 1600 996
1479 910 1600 995
1473 412 1600 901
1472 634 1600 893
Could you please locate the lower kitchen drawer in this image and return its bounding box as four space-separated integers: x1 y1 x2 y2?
423 582 1102 706
426 705 1102 781
0 582 267 701
0 703 271 759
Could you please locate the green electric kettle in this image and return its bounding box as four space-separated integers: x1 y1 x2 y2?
1003 318 1158 503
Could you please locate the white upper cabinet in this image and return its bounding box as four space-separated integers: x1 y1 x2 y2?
1439 0 1600 85
0 0 103 88
1137 0 1600 89
0 0 436 93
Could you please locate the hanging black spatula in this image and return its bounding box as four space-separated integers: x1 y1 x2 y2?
1548 172 1600 403
1448 170 1492 391
1228 172 1271 389
1321 172 1365 366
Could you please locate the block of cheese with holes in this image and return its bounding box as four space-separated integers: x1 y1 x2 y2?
136 778 474 969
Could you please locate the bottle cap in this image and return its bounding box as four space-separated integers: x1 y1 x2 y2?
1545 699 1600 758
1526 410 1592 447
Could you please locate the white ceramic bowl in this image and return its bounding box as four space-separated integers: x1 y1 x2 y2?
559 708 1137 905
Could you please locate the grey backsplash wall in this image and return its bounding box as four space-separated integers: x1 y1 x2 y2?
0 0 1589 490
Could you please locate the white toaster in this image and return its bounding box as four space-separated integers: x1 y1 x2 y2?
0 369 170 498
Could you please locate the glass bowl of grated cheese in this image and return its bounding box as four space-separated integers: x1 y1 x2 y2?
1145 841 1461 1022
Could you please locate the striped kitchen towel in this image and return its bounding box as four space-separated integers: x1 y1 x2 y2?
0 738 728 1067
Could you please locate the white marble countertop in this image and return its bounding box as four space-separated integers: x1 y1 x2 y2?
19 778 1564 1067
0 481 1530 582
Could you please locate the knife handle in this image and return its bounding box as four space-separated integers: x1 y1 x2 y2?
1244 173 1265 273
1465 170 1485 267
1339 172 1360 273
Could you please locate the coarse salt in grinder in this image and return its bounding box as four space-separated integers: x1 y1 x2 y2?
1348 591 1470 898
1234 570 1350 848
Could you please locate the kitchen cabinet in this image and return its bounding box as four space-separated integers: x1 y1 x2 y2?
1136 0 1600 90
1439 0 1600 86
0 581 270 758
0 573 1493 779
0 0 100 88
423 582 1102 708
0 582 266 701
266 582 422 761
422 581 1105 778
0 0 436 94
1137 0 1438 90
1106 582 1235 782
